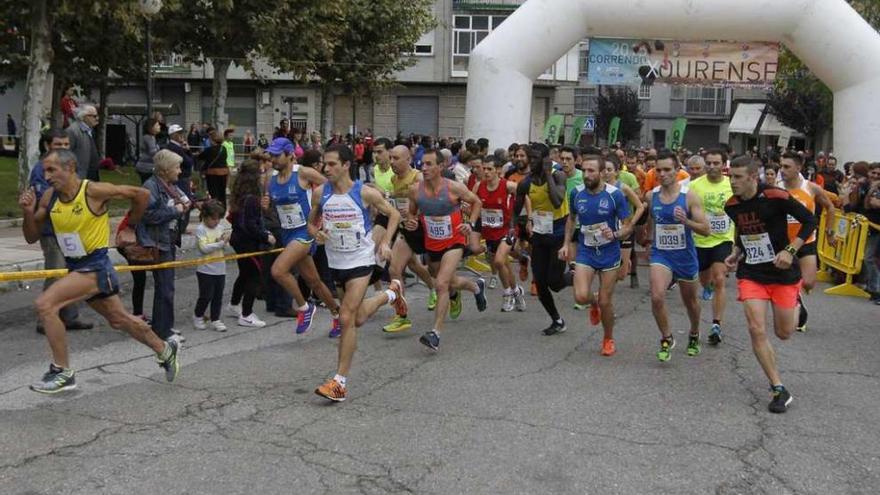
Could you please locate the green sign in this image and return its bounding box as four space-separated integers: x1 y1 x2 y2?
567 116 588 145
543 114 564 144
607 116 621 145
666 117 688 150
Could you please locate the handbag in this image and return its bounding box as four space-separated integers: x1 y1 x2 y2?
115 212 159 263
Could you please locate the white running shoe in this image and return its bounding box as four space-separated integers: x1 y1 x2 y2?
227 303 242 317
238 313 266 328
501 294 515 312
488 276 498 289
211 320 228 332
193 316 207 330
513 286 527 312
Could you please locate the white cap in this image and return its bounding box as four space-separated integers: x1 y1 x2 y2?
168 124 184 135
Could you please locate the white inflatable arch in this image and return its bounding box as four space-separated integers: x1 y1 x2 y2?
464 0 880 162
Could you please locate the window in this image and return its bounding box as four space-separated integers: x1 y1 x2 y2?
574 87 598 115
578 42 589 79
201 87 257 132
408 30 435 57
452 14 518 76
413 44 433 55
685 86 727 115
638 83 652 100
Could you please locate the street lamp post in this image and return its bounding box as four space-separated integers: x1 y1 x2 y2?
139 1 162 120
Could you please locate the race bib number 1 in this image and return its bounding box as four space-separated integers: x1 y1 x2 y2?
741 233 776 264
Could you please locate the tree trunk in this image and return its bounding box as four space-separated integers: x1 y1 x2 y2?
319 83 331 137
18 0 52 189
211 58 231 132
97 74 111 157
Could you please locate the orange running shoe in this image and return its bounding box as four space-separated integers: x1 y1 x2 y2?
315 378 347 402
530 281 538 296
601 338 616 356
519 260 529 282
589 293 601 326
389 279 408 317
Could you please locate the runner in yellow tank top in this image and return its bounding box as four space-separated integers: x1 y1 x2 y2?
778 152 836 332
19 149 180 394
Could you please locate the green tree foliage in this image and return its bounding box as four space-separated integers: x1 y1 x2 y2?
595 86 642 146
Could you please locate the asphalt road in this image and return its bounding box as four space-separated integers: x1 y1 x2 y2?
0 264 878 494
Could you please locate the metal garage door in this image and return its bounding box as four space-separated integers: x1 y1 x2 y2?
682 124 721 150
397 96 438 136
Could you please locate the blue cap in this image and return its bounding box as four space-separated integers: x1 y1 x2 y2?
266 137 295 156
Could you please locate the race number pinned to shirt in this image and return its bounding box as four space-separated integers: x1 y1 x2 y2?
708 213 731 235
581 222 611 247
328 223 361 252
425 215 453 240
741 233 776 264
56 232 87 258
481 208 504 229
277 203 306 230
655 224 686 250
531 211 554 235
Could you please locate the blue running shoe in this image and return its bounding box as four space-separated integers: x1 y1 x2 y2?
701 284 714 301
296 303 317 335
328 316 341 338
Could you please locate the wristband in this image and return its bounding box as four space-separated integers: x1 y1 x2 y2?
784 245 798 256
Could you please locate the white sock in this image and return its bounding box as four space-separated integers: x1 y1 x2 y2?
333 374 347 386
297 303 309 312
384 289 397 304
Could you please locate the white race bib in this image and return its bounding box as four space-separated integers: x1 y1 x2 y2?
708 213 731 235
425 216 453 240
57 232 87 258
391 197 410 215
481 208 504 229
655 224 686 250
327 224 362 252
581 222 611 247
276 203 306 230
741 233 776 264
531 211 554 235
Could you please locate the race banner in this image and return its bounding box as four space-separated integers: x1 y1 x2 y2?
567 116 588 145
543 114 564 144
607 117 621 145
587 38 779 87
666 117 688 150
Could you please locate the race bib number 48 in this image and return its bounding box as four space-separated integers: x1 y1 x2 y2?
481 208 504 229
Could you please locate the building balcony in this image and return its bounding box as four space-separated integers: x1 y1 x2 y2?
453 0 524 11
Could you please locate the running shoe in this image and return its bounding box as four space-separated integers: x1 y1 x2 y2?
193 315 207 330
687 333 701 357
30 364 76 394
701 284 715 301
474 278 488 312
238 313 267 328
389 279 408 316
797 293 808 332
427 289 437 311
383 315 412 333
589 293 601 326
329 317 341 338
601 338 616 357
768 385 793 413
296 303 317 334
541 320 566 336
315 378 347 402
708 323 722 345
158 339 180 382
657 335 675 362
419 331 440 351
573 303 588 311
211 320 228 332
530 281 538 296
513 285 527 311
488 276 498 289
501 293 515 312
226 303 242 318
450 291 463 319
519 258 529 282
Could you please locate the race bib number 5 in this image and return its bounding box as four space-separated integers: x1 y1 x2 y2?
57 232 87 258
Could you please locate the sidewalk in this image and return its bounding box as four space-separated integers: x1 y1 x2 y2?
0 213 198 291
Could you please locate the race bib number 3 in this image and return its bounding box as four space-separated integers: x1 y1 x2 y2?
708 213 731 235
532 211 554 235
655 224 686 250
481 209 504 229
426 216 453 240
57 232 87 258
277 203 306 230
741 233 776 264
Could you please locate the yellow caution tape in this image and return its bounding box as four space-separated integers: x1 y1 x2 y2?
0 248 284 283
